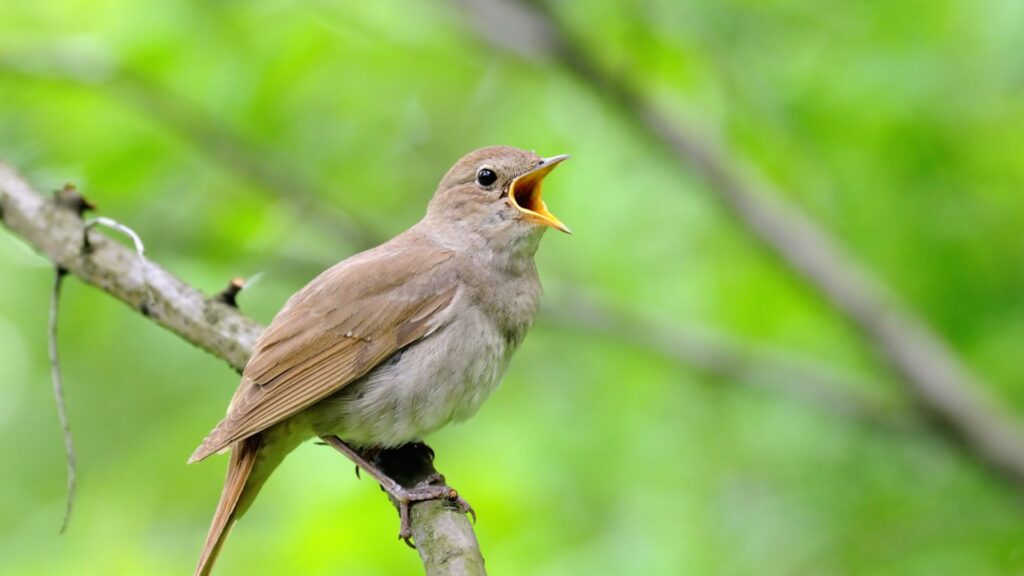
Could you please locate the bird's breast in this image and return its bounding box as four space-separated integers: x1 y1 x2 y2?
310 303 517 448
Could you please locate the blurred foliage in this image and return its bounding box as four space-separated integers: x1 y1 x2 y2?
2 1 1024 575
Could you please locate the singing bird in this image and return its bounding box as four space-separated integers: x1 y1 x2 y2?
189 146 570 575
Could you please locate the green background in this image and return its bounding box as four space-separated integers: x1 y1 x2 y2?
2 1 1023 574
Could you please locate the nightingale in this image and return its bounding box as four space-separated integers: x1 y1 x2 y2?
189 146 570 575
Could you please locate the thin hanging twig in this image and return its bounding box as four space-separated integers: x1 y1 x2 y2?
45 215 153 533
48 267 75 533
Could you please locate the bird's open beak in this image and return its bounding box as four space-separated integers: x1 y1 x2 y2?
508 154 572 234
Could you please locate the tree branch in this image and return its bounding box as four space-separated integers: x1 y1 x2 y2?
456 0 1024 485
0 162 485 575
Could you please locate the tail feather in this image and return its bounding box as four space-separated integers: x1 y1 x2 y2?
194 435 261 576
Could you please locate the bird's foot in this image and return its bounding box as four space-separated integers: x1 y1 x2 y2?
318 436 475 547
415 472 475 523
386 478 476 547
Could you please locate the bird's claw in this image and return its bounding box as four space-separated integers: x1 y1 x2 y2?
453 494 477 525
387 483 475 547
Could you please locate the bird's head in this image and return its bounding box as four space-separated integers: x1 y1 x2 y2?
426 146 570 252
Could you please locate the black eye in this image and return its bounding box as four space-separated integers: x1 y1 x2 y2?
476 168 497 187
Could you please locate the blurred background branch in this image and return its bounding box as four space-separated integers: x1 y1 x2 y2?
542 291 910 429
451 0 1024 486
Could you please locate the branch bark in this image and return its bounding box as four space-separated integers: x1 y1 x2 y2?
0 162 485 575
456 0 1024 485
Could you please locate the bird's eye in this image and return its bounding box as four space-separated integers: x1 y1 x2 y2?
476 168 497 187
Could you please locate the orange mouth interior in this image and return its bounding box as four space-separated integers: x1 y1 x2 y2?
508 159 571 234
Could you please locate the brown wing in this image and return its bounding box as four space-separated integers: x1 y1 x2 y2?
190 244 457 462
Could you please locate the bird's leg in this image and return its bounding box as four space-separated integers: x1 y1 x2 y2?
374 442 475 528
319 436 474 545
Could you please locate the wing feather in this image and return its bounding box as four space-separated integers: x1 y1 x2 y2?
190 244 457 462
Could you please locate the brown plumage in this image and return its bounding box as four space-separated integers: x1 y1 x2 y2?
189 248 458 462
190 146 569 575
192 436 259 576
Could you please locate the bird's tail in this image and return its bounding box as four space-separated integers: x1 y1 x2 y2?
194 435 261 576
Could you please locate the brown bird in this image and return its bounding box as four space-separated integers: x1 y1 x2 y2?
189 146 570 575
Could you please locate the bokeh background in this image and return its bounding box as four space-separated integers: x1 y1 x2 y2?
2 1 1024 574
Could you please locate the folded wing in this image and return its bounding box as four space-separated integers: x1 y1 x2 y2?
190 245 457 462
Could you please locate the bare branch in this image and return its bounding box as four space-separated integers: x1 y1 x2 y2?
458 0 1024 485
0 163 484 574
213 277 247 309
0 163 261 370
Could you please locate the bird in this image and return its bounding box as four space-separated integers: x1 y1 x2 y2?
189 145 570 575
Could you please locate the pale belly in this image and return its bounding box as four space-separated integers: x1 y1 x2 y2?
308 308 514 448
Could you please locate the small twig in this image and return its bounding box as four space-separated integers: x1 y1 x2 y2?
83 216 153 314
212 272 262 309
53 184 95 216
42 184 94 533
48 266 75 533
44 211 153 532
213 277 246 308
